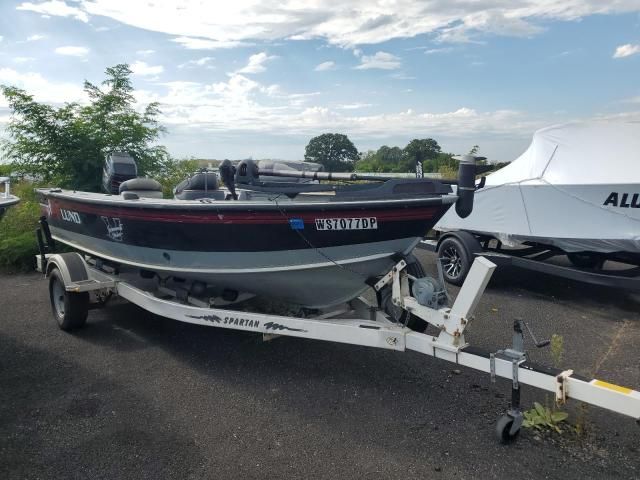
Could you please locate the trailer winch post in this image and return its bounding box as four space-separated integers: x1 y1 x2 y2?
398 256 496 349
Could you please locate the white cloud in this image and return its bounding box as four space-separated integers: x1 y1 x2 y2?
236 52 276 74
26 34 46 41
613 44 640 58
337 103 373 109
179 57 215 69
424 47 453 55
355 51 401 70
0 67 86 105
54 45 89 57
19 1 640 47
136 49 155 56
314 61 336 71
280 91 321 106
13 57 35 64
127 71 543 142
130 61 164 76
172 36 248 50
17 1 89 22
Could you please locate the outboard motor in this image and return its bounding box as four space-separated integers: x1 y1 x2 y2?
235 159 260 185
219 159 237 200
455 155 476 218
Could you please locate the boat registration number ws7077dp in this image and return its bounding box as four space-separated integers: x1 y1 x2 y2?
315 217 378 231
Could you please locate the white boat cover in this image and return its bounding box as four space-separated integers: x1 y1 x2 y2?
436 121 640 253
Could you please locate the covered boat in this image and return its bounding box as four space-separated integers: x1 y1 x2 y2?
436 121 640 259
37 159 476 308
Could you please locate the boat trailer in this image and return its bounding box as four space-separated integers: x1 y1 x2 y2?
35 249 640 443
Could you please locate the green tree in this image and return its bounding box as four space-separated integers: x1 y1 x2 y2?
155 158 200 197
355 145 411 173
304 133 358 172
355 150 382 172
1 64 169 191
377 146 403 166
403 138 442 173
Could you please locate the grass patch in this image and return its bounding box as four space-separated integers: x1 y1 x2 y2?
0 180 41 271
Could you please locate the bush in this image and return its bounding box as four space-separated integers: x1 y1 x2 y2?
0 180 41 271
155 159 199 197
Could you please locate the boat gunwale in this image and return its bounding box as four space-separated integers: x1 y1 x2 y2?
36 188 458 211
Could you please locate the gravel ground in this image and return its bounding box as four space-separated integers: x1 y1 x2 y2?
1 251 639 479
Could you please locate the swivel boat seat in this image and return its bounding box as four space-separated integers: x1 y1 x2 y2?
119 178 164 199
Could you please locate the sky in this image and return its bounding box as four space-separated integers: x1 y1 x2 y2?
0 1 639 162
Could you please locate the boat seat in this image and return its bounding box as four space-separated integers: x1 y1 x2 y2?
177 190 227 201
119 178 164 199
174 172 226 200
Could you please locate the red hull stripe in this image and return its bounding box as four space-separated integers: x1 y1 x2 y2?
48 199 442 224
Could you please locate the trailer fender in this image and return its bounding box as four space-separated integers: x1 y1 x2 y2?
44 252 90 285
436 230 482 254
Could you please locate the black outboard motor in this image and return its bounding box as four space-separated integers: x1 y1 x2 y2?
455 155 476 218
235 159 260 185
219 159 237 200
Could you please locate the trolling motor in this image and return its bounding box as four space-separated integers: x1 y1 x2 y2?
219 159 238 200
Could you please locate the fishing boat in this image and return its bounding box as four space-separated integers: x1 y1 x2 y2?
37 158 476 308
0 177 20 218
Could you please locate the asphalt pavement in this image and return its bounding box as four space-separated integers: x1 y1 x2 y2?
1 251 639 479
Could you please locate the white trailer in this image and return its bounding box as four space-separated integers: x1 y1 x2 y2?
36 249 640 443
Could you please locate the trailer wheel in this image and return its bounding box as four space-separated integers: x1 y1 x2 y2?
438 237 471 286
567 253 604 269
49 268 89 331
496 414 520 444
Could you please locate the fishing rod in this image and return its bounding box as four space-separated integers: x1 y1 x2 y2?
257 154 487 185
258 169 415 183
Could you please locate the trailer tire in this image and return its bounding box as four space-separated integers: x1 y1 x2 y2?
496 414 520 444
438 237 471 286
49 268 89 331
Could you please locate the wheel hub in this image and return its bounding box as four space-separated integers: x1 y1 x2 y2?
442 247 462 278
52 278 65 317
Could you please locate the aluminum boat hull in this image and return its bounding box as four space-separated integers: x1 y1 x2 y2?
0 195 20 218
39 188 455 307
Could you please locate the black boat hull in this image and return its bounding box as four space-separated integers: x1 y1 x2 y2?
39 190 455 307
